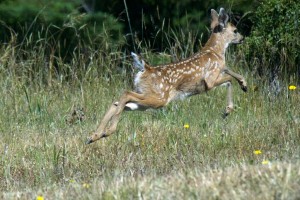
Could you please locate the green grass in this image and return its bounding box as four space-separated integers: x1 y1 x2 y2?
1 71 300 199
1 32 300 199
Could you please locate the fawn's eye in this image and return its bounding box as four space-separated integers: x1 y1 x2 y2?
234 29 238 34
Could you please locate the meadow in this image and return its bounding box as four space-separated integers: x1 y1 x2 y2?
0 30 300 200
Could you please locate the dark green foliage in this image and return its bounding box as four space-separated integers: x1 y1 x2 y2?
2 0 299 82
82 0 256 51
0 0 258 85
242 0 300 79
0 0 124 62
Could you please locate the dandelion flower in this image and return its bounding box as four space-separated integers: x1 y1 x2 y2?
288 85 297 90
36 196 44 200
253 150 262 155
184 124 190 129
83 183 90 189
262 160 269 165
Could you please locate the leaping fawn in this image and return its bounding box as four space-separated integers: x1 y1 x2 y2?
86 8 247 144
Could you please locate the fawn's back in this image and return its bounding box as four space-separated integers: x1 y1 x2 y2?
134 22 243 106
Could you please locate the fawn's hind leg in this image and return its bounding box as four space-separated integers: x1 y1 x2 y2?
86 91 166 144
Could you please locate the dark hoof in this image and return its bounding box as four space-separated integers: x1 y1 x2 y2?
222 112 229 119
86 138 93 144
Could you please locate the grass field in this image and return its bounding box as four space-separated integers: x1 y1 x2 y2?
1 35 300 199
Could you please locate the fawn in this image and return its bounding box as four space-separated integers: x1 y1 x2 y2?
86 8 247 144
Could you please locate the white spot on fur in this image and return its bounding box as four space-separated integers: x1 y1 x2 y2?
205 71 210 78
205 59 211 68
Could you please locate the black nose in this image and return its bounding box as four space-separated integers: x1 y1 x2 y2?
239 36 244 43
235 38 244 44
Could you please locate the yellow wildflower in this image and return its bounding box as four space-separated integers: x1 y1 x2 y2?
36 196 44 200
253 150 262 155
184 124 190 129
83 183 90 189
262 160 269 165
288 85 297 90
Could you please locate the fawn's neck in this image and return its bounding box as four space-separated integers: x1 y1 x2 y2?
202 33 229 58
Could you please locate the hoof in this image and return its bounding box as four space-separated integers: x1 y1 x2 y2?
222 111 230 119
222 106 233 119
86 138 94 144
241 85 247 92
86 132 108 144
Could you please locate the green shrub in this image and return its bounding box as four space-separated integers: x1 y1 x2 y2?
242 0 300 80
0 0 124 61
0 0 125 84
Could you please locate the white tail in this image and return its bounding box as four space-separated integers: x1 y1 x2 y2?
86 7 247 144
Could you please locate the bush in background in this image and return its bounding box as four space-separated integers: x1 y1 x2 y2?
242 0 300 81
0 0 124 60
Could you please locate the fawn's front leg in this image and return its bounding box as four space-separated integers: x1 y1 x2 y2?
224 68 247 92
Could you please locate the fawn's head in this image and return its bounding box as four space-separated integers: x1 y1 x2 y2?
210 8 243 46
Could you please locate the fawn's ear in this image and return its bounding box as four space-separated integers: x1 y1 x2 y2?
210 9 219 30
218 8 229 28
